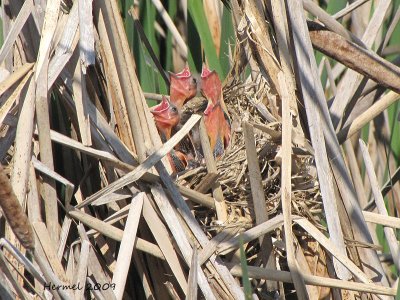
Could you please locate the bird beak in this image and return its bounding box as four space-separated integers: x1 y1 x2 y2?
165 97 174 108
169 65 197 108
175 65 191 78
200 65 221 104
151 96 170 116
201 64 212 78
169 65 191 79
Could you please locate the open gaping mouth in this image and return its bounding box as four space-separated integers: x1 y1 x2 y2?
151 97 170 115
201 64 214 78
170 65 191 79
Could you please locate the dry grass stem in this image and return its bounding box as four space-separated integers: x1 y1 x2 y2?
359 140 400 272
229 265 396 296
1 0 400 298
112 193 143 300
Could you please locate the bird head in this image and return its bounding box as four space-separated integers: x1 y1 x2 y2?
201 65 222 115
151 96 180 138
169 66 197 109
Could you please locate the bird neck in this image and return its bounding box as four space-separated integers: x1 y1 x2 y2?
204 102 220 115
156 124 173 141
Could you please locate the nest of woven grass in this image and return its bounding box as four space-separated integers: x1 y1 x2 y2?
177 74 323 240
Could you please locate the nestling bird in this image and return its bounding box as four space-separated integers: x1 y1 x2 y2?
151 96 189 173
200 65 231 158
169 66 201 162
169 65 198 110
151 96 180 142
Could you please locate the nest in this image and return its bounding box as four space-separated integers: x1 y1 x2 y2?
1 0 399 299
177 75 323 238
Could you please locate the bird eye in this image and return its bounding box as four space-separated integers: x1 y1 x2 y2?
171 106 178 113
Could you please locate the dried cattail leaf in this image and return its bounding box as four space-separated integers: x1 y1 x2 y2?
0 165 34 250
